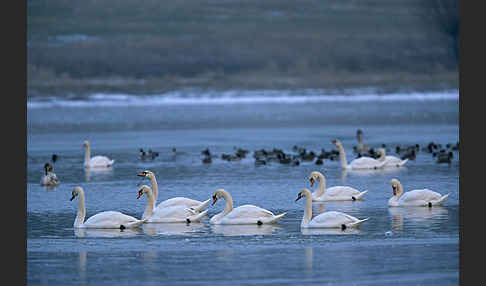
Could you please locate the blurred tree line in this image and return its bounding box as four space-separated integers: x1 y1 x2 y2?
27 0 458 94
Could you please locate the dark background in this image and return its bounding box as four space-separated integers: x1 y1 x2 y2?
27 0 458 96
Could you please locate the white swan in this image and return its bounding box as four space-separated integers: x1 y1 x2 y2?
295 188 369 229
40 162 60 186
70 186 144 229
137 170 210 212
137 185 208 223
309 171 367 201
82 140 115 168
388 178 449 207
376 148 408 168
209 189 286 225
332 139 386 170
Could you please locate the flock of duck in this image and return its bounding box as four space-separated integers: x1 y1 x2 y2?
39 135 453 232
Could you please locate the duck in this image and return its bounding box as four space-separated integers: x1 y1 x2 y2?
82 140 115 168
308 171 367 201
137 185 208 223
70 186 144 229
209 189 286 225
376 148 409 167
332 139 386 170
295 189 369 229
139 148 158 160
433 150 454 164
137 170 210 212
388 178 449 207
40 162 60 186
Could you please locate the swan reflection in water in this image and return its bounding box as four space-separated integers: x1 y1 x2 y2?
301 227 362 235
74 227 142 238
340 166 407 182
388 206 449 231
210 224 282 236
142 222 206 236
84 167 114 182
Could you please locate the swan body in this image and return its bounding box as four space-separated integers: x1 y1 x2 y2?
377 148 408 167
296 188 369 229
70 186 144 229
83 140 115 168
137 170 210 212
332 139 386 170
309 171 367 201
137 185 208 223
388 179 449 207
40 163 60 186
209 189 286 225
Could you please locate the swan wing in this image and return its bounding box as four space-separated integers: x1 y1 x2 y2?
83 211 140 228
158 197 204 209
308 211 358 228
349 157 383 169
89 156 114 167
400 189 442 204
149 205 196 222
218 205 278 224
325 186 361 197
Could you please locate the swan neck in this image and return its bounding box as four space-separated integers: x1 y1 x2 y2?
315 174 326 197
149 176 158 204
142 188 155 220
302 191 313 227
222 190 233 216
74 191 86 227
337 144 347 168
378 153 386 162
84 146 91 166
397 182 403 198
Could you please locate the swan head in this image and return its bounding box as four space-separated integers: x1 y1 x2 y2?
70 186 83 201
391 179 401 196
331 139 342 147
137 185 152 199
137 170 154 179
308 171 323 187
82 141 89 148
377 148 386 157
211 189 226 206
295 188 311 201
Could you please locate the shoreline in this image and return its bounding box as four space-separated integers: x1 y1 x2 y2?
27 70 458 98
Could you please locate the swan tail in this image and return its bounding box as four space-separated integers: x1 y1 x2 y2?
433 194 449 206
347 217 369 228
398 159 409 167
193 199 211 213
187 210 208 222
264 212 286 224
377 160 387 169
355 190 368 200
124 219 145 229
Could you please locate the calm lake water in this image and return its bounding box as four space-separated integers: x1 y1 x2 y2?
27 89 459 285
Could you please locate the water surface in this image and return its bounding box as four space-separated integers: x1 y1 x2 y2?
27 89 459 285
